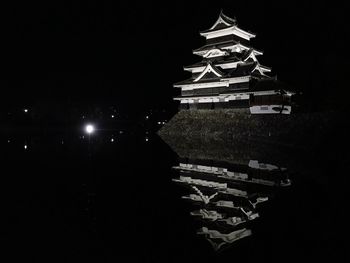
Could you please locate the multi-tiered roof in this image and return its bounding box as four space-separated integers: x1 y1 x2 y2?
174 11 294 113
175 10 272 87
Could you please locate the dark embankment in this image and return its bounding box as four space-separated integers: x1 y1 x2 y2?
159 136 297 168
158 109 348 149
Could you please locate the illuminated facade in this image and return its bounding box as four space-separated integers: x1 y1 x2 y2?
174 11 294 114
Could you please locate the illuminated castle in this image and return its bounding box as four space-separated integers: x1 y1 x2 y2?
174 11 294 114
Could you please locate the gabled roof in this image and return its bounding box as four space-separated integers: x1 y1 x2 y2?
174 63 226 86
239 49 272 73
223 61 271 79
193 63 225 82
242 49 256 61
175 61 272 86
199 11 256 39
201 10 237 33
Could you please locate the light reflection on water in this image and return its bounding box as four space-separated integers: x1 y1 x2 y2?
0 129 347 262
172 155 291 251
161 133 348 261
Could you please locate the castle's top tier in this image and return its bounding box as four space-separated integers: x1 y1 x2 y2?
199 10 256 43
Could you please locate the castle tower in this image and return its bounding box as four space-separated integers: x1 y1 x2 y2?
174 11 294 114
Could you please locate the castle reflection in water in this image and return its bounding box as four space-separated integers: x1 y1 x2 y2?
166 138 292 252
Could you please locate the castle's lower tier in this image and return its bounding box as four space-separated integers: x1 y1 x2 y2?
176 94 292 114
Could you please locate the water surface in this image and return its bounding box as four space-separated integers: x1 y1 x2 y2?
1 128 347 262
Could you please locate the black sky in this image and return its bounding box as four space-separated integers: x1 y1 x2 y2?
3 0 350 114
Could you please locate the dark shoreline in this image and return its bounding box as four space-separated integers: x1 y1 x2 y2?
158 109 347 149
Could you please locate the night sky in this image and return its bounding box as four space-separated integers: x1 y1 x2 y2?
2 2 349 261
3 0 350 116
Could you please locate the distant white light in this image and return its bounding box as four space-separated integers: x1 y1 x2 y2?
85 124 95 134
24 109 28 113
111 115 115 118
111 138 114 142
7 139 10 143
146 116 149 119
24 145 28 150
145 137 149 142
157 121 161 125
